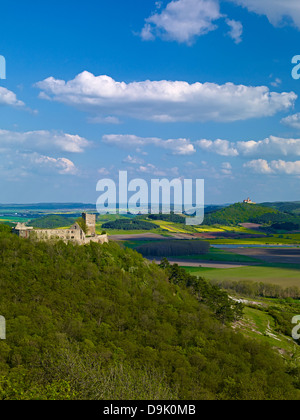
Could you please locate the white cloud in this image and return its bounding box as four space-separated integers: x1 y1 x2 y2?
36 71 297 123
244 159 300 175
197 138 238 156
123 155 145 164
281 113 300 129
2 152 78 178
140 0 221 44
0 129 87 178
29 154 77 175
0 87 24 107
87 115 121 124
98 167 111 176
221 161 233 175
270 77 282 88
137 163 167 176
103 134 196 155
0 129 91 153
226 18 243 43
271 160 300 174
237 136 300 157
228 0 300 29
197 135 300 158
243 159 273 174
141 0 300 46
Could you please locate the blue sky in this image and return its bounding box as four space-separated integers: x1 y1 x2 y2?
1 0 300 204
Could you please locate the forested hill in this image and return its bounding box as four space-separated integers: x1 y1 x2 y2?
260 201 300 215
0 224 299 400
31 215 77 229
203 202 300 226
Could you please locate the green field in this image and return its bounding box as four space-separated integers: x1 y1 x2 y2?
208 234 300 245
175 248 262 263
185 264 300 288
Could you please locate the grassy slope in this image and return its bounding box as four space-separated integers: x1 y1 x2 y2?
234 306 299 356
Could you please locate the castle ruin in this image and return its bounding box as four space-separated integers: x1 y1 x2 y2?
13 212 108 245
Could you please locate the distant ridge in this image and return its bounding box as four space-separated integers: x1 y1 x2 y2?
0 203 97 211
260 201 300 215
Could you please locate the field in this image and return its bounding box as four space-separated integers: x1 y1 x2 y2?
185 264 300 288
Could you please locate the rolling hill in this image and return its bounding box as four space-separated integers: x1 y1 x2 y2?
31 214 77 229
260 201 300 215
203 202 278 226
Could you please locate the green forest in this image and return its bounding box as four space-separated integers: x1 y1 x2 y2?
135 240 210 257
203 202 300 227
0 224 300 400
31 215 77 229
101 219 159 231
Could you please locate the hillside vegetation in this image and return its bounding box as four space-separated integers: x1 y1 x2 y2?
101 219 159 231
31 215 77 229
203 202 300 227
261 201 300 215
135 240 210 257
0 224 299 400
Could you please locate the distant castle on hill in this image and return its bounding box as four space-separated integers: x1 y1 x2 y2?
13 212 108 245
243 197 256 204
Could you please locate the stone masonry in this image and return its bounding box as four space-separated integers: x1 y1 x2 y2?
13 213 108 245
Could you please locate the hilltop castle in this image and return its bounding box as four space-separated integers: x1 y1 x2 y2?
13 212 108 245
243 197 256 204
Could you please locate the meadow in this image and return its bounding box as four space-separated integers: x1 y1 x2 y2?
185 264 300 289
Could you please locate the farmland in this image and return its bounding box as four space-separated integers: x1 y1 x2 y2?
185 265 300 289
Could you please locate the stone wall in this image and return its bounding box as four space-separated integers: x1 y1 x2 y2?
83 213 96 236
13 220 108 245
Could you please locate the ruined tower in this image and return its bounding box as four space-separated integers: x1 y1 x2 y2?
82 212 96 236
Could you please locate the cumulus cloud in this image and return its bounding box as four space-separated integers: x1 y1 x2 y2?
0 129 91 153
140 0 221 44
0 87 24 107
2 152 78 178
137 163 167 177
35 71 297 123
103 134 196 155
141 0 300 46
0 129 87 178
122 155 145 165
197 135 300 158
28 154 77 175
221 161 233 175
244 159 300 175
226 18 243 43
243 159 274 174
281 113 300 129
228 0 300 29
237 136 300 157
196 138 239 156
